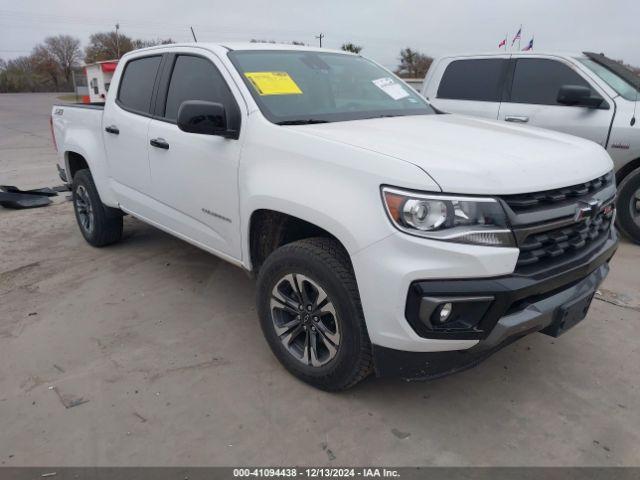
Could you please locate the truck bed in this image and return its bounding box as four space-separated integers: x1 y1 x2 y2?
51 102 106 185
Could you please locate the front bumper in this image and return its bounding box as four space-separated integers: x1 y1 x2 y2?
372 232 618 380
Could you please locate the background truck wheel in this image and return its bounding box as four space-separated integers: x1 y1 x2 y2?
616 169 640 244
72 169 123 247
256 237 372 391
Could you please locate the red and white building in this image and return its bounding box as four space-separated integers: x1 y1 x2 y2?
83 60 118 103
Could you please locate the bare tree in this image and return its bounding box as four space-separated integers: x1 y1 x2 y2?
31 44 60 89
250 39 306 45
43 35 82 84
396 48 433 78
132 38 175 49
45 35 81 83
341 42 363 54
85 31 135 63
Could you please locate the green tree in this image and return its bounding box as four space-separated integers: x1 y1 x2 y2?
341 42 363 54
396 48 433 78
0 56 44 92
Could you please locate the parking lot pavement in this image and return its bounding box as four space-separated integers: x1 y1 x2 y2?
1 93 639 467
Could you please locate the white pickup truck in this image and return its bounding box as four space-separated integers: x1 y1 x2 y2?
51 43 618 390
422 51 640 243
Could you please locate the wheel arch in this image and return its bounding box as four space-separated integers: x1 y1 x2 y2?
65 150 89 180
61 142 118 208
616 156 640 186
246 207 356 274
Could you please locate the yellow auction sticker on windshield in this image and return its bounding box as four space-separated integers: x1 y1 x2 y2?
244 72 303 95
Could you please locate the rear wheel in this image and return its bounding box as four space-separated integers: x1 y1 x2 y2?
72 169 123 247
616 168 640 244
256 237 372 391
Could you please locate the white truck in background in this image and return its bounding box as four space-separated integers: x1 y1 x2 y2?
51 43 617 390
422 51 640 243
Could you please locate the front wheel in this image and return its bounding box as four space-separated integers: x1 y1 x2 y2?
256 237 372 391
616 168 640 244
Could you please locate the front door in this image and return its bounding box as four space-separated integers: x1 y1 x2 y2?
146 53 243 260
498 57 614 147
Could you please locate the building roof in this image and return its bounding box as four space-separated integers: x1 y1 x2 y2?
84 59 119 67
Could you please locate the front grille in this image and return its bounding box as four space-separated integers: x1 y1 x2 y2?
516 207 614 269
502 172 613 212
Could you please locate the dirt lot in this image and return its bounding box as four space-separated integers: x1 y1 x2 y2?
1 93 639 466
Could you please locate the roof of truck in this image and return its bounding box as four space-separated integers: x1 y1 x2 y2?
434 51 585 59
128 42 350 56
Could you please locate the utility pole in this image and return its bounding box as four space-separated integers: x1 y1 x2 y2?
115 23 120 59
315 33 324 48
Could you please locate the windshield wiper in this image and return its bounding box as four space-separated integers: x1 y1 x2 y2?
276 119 330 125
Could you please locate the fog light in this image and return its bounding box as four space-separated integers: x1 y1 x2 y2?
438 302 453 323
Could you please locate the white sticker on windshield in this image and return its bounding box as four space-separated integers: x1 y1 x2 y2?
372 77 410 100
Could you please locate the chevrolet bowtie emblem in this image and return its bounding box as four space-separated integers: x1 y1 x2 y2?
574 199 602 222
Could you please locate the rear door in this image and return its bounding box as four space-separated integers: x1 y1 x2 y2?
146 52 243 259
103 54 162 207
498 57 614 146
428 57 510 119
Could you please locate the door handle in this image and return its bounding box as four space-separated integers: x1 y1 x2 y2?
105 125 119 134
505 115 529 123
150 138 169 150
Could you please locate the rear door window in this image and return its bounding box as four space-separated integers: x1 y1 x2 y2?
437 59 508 102
117 56 162 114
509 58 596 105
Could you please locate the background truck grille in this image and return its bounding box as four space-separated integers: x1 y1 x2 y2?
516 207 614 269
502 172 613 212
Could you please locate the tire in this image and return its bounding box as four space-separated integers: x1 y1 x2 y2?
616 168 640 244
256 237 372 391
72 169 123 247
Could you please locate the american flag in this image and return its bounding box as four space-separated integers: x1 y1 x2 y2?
511 27 522 46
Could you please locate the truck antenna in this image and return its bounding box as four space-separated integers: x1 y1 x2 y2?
190 26 198 43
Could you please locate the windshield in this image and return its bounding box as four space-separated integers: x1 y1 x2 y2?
228 50 434 124
578 58 639 101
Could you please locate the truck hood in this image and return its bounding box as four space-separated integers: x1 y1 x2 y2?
291 114 613 194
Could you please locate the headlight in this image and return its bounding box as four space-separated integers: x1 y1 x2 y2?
382 187 515 247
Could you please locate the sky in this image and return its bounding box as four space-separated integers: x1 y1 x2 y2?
1 0 639 69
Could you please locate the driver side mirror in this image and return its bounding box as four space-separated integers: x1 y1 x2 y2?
177 100 239 139
557 85 605 109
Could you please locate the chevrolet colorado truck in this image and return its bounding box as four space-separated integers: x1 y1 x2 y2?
422 51 640 243
51 43 618 390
